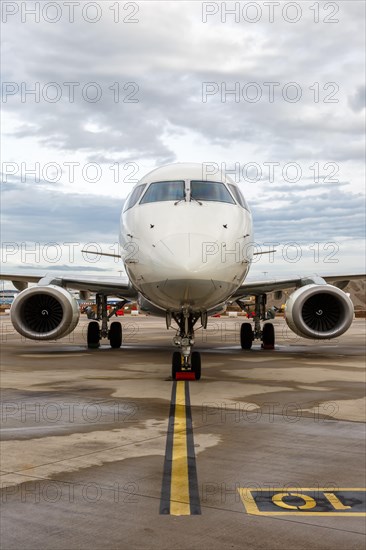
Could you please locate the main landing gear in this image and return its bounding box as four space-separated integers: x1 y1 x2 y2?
239 294 275 351
170 310 202 380
87 294 126 349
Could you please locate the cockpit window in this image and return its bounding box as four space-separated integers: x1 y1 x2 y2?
140 180 185 204
123 184 146 212
190 181 235 204
228 184 250 211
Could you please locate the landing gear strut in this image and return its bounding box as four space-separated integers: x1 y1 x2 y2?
170 310 202 380
87 294 125 349
238 294 275 350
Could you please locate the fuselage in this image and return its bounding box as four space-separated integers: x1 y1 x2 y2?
119 163 253 314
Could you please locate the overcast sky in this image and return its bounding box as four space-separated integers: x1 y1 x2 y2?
1 1 365 278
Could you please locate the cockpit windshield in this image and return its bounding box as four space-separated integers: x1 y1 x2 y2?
123 184 146 212
228 184 250 211
190 180 235 204
140 180 185 204
125 179 248 209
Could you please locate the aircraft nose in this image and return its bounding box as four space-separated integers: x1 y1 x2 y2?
156 232 221 274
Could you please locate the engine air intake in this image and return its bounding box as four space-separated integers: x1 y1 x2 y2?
22 294 64 333
285 283 354 339
302 293 341 332
10 285 80 340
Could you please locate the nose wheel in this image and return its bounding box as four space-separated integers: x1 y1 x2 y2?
191 351 201 380
172 351 181 379
171 351 201 380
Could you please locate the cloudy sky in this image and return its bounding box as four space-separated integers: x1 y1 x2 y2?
1 1 365 279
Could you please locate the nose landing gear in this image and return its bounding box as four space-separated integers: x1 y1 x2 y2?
171 350 201 380
170 310 202 380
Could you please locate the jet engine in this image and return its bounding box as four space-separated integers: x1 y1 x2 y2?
10 285 80 340
285 284 354 339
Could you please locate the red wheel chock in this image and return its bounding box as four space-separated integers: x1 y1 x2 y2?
175 372 196 380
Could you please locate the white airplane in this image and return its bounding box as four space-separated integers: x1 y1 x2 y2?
1 163 360 380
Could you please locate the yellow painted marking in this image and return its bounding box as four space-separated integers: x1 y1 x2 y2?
245 488 366 491
272 492 317 510
170 382 190 515
324 492 351 510
238 488 366 516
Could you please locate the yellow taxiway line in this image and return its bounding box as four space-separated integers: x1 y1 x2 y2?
160 380 201 515
170 381 190 515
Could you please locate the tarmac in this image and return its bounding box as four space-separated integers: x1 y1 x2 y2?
0 315 365 550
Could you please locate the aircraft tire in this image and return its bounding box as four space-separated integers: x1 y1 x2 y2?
262 323 275 349
109 321 122 348
87 321 100 348
172 351 181 380
191 351 201 380
240 322 253 350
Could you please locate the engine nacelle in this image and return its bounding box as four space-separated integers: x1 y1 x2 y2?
10 285 80 340
285 284 354 339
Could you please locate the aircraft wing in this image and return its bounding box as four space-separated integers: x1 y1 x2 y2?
231 273 365 300
0 271 138 298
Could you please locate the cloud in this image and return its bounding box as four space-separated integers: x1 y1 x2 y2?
1 179 122 243
349 85 366 113
1 1 365 277
2 2 365 164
